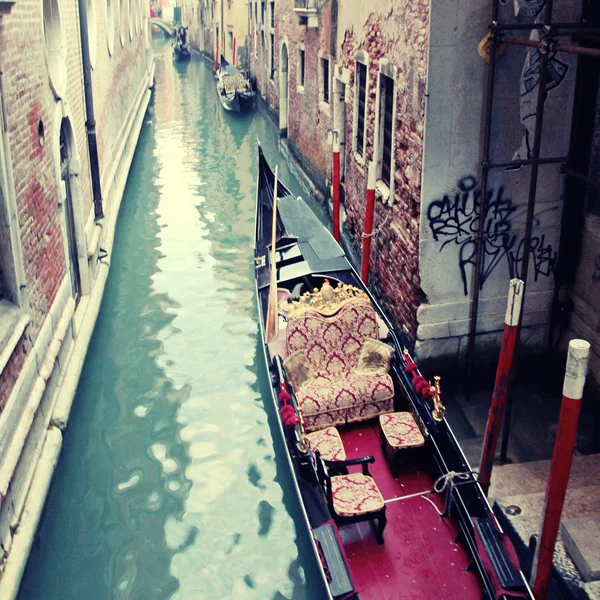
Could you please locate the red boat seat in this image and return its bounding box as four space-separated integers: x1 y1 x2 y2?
284 284 394 432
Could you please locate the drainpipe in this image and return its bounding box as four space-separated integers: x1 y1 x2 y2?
78 0 104 220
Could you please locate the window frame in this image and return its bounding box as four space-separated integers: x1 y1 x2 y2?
353 51 368 161
297 45 305 91
320 55 330 104
374 59 398 204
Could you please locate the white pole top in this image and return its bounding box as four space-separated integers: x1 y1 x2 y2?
505 278 524 326
367 161 377 189
563 339 590 400
333 132 340 153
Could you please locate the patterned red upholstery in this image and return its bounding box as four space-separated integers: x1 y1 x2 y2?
331 473 385 517
380 412 425 449
286 302 394 431
307 427 346 461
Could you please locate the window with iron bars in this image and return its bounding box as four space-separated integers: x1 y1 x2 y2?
356 61 367 157
270 33 274 79
298 48 305 87
380 73 394 187
321 57 329 103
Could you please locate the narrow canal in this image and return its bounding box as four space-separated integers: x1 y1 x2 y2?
20 39 328 600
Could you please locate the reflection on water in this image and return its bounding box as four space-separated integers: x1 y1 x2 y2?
20 40 327 600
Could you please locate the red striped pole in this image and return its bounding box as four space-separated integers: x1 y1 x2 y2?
478 278 524 495
332 133 341 242
361 162 376 284
232 37 237 65
531 339 590 599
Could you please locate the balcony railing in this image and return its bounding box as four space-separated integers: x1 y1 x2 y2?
294 0 318 12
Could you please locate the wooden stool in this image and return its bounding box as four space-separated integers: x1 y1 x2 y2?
379 412 425 478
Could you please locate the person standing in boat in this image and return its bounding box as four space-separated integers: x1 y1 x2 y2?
178 26 187 47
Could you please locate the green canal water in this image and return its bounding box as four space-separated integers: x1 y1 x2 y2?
19 40 328 600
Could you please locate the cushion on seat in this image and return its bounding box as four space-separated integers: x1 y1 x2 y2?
298 374 394 431
380 412 425 450
307 427 346 461
331 473 385 517
286 300 395 431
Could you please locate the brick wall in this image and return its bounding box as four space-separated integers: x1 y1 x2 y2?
0 0 151 410
340 6 429 341
0 0 72 409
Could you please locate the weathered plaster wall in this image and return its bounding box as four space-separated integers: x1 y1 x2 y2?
417 0 579 364
568 214 600 386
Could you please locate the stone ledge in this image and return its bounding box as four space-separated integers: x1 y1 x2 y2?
561 517 600 583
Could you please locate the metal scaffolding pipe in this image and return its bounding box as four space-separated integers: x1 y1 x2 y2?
488 156 567 170
502 35 600 58
500 0 554 462
496 21 600 32
464 0 500 399
562 166 600 190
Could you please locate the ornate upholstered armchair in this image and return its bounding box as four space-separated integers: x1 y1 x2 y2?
283 280 395 432
315 451 387 544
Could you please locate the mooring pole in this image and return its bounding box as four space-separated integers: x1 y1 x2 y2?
332 133 341 242
531 339 590 599
215 36 219 72
361 162 376 284
478 279 524 495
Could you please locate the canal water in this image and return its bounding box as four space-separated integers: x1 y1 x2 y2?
20 39 328 600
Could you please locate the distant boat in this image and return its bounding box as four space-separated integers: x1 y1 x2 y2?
253 144 534 600
216 56 255 113
173 41 191 61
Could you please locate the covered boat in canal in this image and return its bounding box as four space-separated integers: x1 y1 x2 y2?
253 145 534 600
216 56 255 112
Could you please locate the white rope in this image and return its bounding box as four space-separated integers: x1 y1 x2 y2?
361 214 389 238
433 470 474 493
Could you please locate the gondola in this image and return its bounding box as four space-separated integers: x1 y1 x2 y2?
173 41 191 61
216 56 255 112
253 144 534 600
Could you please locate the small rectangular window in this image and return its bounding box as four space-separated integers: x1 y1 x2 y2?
229 31 233 51
356 62 367 157
270 1 274 28
299 49 305 87
380 73 394 187
321 57 329 104
261 0 265 24
261 30 265 53
270 33 275 78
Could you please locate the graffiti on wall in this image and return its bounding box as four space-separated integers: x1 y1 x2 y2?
513 49 569 164
426 175 558 296
503 0 546 18
509 0 569 165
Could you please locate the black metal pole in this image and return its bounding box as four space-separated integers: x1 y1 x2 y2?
488 155 567 170
500 0 554 462
78 0 103 219
464 0 500 400
502 36 600 58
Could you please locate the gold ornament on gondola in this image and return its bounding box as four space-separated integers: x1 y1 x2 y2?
296 404 311 454
284 280 370 318
431 376 446 421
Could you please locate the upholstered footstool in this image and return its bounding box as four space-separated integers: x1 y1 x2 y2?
307 427 347 462
379 412 425 478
